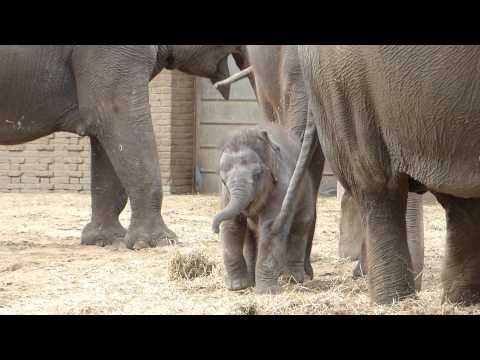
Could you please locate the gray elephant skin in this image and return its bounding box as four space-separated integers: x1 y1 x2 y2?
282 45 480 305
342 187 424 292
224 45 424 288
0 45 242 250
212 124 316 294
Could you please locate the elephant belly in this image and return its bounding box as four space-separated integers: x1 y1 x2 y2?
0 103 79 145
0 46 79 145
392 139 480 199
380 111 480 198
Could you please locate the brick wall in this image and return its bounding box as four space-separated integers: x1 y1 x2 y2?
0 134 91 193
150 70 196 194
0 70 196 194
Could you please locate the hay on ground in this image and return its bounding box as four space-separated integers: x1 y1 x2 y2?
168 250 217 281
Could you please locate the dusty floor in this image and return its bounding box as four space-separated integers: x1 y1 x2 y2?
1 193 480 315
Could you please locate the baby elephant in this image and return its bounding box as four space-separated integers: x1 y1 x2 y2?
212 124 316 294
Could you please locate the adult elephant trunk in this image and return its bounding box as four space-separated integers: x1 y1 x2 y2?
212 182 254 234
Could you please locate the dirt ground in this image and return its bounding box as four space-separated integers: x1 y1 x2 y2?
1 193 480 315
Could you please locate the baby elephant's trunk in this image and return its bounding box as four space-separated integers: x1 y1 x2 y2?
212 184 254 234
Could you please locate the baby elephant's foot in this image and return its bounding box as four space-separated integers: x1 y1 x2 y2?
225 273 254 291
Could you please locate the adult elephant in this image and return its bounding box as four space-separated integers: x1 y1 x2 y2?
218 45 424 290
279 45 480 305
0 45 242 250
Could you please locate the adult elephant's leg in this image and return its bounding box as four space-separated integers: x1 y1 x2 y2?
434 194 480 305
222 216 252 291
361 182 416 304
352 192 424 291
99 98 176 249
75 75 176 248
81 136 127 246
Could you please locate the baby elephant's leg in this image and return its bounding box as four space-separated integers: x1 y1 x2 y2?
243 228 257 286
221 216 253 291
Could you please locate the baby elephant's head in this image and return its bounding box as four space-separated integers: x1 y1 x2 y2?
212 130 280 234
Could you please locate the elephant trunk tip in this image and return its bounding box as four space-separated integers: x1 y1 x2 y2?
212 187 254 234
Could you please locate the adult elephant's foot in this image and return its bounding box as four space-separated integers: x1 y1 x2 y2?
81 221 127 247
125 221 178 250
285 264 311 284
442 285 480 306
434 194 480 306
441 253 480 305
225 273 254 291
255 279 281 295
368 255 416 305
441 237 480 305
255 281 281 295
